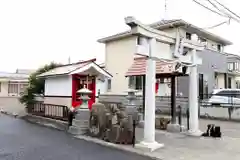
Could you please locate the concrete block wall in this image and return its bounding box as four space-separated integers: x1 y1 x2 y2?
0 96 26 116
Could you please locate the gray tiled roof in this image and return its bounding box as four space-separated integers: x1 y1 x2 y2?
0 72 30 79
98 19 232 45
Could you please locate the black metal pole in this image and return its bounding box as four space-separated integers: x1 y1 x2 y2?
187 108 190 130
178 105 182 132
142 75 146 119
132 120 136 147
171 76 177 124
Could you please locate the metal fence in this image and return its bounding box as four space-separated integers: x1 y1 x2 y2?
27 102 69 121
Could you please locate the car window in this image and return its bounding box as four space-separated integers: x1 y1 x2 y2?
235 91 240 98
215 90 234 97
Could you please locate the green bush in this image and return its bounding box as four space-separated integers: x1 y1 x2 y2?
19 62 62 106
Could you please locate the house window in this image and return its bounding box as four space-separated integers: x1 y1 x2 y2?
107 79 111 90
8 82 28 96
135 76 143 90
228 77 232 89
128 76 143 90
137 36 147 46
217 44 222 52
137 36 141 45
19 83 28 94
8 83 19 95
199 74 204 99
198 37 206 43
235 62 239 71
186 32 192 40
160 78 164 84
228 62 234 71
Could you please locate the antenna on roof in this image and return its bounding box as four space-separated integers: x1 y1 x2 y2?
68 56 71 64
164 0 168 20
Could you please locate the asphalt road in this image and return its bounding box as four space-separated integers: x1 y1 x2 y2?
0 114 152 160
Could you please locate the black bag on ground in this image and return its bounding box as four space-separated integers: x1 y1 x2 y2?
202 124 221 138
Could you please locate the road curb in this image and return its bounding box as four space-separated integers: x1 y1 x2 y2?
20 114 162 159
0 110 18 118
74 135 163 160
21 114 69 131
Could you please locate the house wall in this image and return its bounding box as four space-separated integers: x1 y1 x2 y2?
44 75 72 107
0 96 26 116
43 75 107 106
0 81 9 96
105 36 137 94
227 56 240 84
104 26 229 95
44 76 72 96
104 29 180 94
43 97 72 107
96 79 107 96
216 73 225 89
177 49 228 97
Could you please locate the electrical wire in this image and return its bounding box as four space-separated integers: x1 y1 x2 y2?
206 0 229 17
202 20 228 29
192 0 239 29
206 0 240 23
192 0 229 18
212 0 240 20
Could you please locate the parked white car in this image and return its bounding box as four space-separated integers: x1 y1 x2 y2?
204 89 240 107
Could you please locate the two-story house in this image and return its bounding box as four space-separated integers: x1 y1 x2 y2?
224 53 240 89
98 19 233 97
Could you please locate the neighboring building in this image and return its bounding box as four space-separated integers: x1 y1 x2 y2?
0 71 30 97
37 59 112 108
16 69 35 74
225 52 240 88
98 19 233 96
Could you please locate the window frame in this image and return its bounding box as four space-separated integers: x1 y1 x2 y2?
186 32 192 40
128 76 143 90
107 79 111 91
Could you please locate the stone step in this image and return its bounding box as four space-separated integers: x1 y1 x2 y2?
68 126 88 135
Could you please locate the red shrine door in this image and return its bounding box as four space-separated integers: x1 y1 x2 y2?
72 74 96 110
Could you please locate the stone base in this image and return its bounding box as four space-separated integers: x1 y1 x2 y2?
167 123 181 133
137 120 144 128
68 126 87 135
186 129 203 137
135 141 164 152
68 108 90 135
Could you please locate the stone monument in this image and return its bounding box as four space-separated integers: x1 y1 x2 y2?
125 88 139 125
68 85 92 135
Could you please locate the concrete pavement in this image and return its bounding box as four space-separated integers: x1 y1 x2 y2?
0 114 153 160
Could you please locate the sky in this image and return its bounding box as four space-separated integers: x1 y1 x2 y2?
0 0 239 72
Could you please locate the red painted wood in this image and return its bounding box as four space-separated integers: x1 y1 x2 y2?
71 75 96 110
155 82 159 94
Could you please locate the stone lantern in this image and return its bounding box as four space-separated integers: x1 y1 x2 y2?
69 85 92 135
125 88 139 125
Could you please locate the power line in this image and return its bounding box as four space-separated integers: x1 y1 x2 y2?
212 0 240 20
202 20 228 29
192 0 239 28
206 0 240 23
192 0 228 18
206 0 229 17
